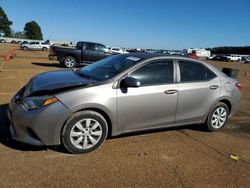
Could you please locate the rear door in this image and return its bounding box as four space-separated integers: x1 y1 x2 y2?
175 60 220 124
117 59 178 132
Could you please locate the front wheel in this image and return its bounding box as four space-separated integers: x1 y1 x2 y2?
42 47 47 51
63 56 76 68
205 102 229 132
61 111 108 154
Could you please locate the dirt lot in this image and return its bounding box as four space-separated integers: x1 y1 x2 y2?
0 43 249 188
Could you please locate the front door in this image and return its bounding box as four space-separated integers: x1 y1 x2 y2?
117 60 178 132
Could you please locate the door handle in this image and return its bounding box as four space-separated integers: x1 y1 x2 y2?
164 90 178 95
209 85 219 90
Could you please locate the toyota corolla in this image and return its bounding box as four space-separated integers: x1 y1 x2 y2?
8 53 241 154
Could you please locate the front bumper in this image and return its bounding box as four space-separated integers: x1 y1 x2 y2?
8 99 72 146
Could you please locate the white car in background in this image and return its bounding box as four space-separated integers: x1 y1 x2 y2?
110 47 128 54
225 54 241 62
21 41 51 51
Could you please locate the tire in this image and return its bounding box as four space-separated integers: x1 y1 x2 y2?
23 46 28 51
61 111 108 154
205 102 229 132
42 47 47 51
63 56 76 68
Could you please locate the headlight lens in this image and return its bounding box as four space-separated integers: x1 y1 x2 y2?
22 96 58 110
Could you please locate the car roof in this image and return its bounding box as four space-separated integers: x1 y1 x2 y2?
119 52 188 60
119 52 225 77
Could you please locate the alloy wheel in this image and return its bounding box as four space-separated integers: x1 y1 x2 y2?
69 118 103 149
65 58 75 67
211 107 227 129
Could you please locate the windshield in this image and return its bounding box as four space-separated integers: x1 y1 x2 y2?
80 55 143 81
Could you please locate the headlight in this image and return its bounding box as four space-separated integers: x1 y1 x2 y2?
21 96 58 110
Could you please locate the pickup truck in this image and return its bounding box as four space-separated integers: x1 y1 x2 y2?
49 41 110 68
21 41 50 51
225 54 241 62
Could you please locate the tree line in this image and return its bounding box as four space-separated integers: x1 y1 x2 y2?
0 6 43 40
207 46 250 55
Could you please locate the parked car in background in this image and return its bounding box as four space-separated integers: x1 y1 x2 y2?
49 41 110 68
244 57 250 64
21 42 50 51
225 54 241 62
0 36 42 44
20 41 29 48
0 38 6 43
8 53 241 154
241 56 250 61
169 51 185 56
209 55 229 61
11 40 21 44
206 55 216 60
110 47 128 54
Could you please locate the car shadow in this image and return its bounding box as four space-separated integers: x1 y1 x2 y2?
32 62 63 68
110 123 207 140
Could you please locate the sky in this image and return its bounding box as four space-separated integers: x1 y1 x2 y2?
1 0 250 49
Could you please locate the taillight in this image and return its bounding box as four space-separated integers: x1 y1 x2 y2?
235 83 242 90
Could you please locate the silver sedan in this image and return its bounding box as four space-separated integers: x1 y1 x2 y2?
8 53 241 154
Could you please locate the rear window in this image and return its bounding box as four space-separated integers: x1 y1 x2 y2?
179 61 216 82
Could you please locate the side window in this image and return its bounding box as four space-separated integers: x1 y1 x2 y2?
30 42 35 45
129 60 173 86
179 61 216 82
95 44 106 51
85 43 95 50
76 42 85 49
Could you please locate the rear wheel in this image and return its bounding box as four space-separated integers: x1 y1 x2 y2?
205 102 229 132
63 56 76 68
61 111 108 154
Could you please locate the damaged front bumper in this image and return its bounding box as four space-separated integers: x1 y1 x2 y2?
8 97 72 146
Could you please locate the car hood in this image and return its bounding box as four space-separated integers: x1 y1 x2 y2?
23 70 95 97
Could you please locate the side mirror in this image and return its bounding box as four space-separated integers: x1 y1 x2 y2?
122 77 141 88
